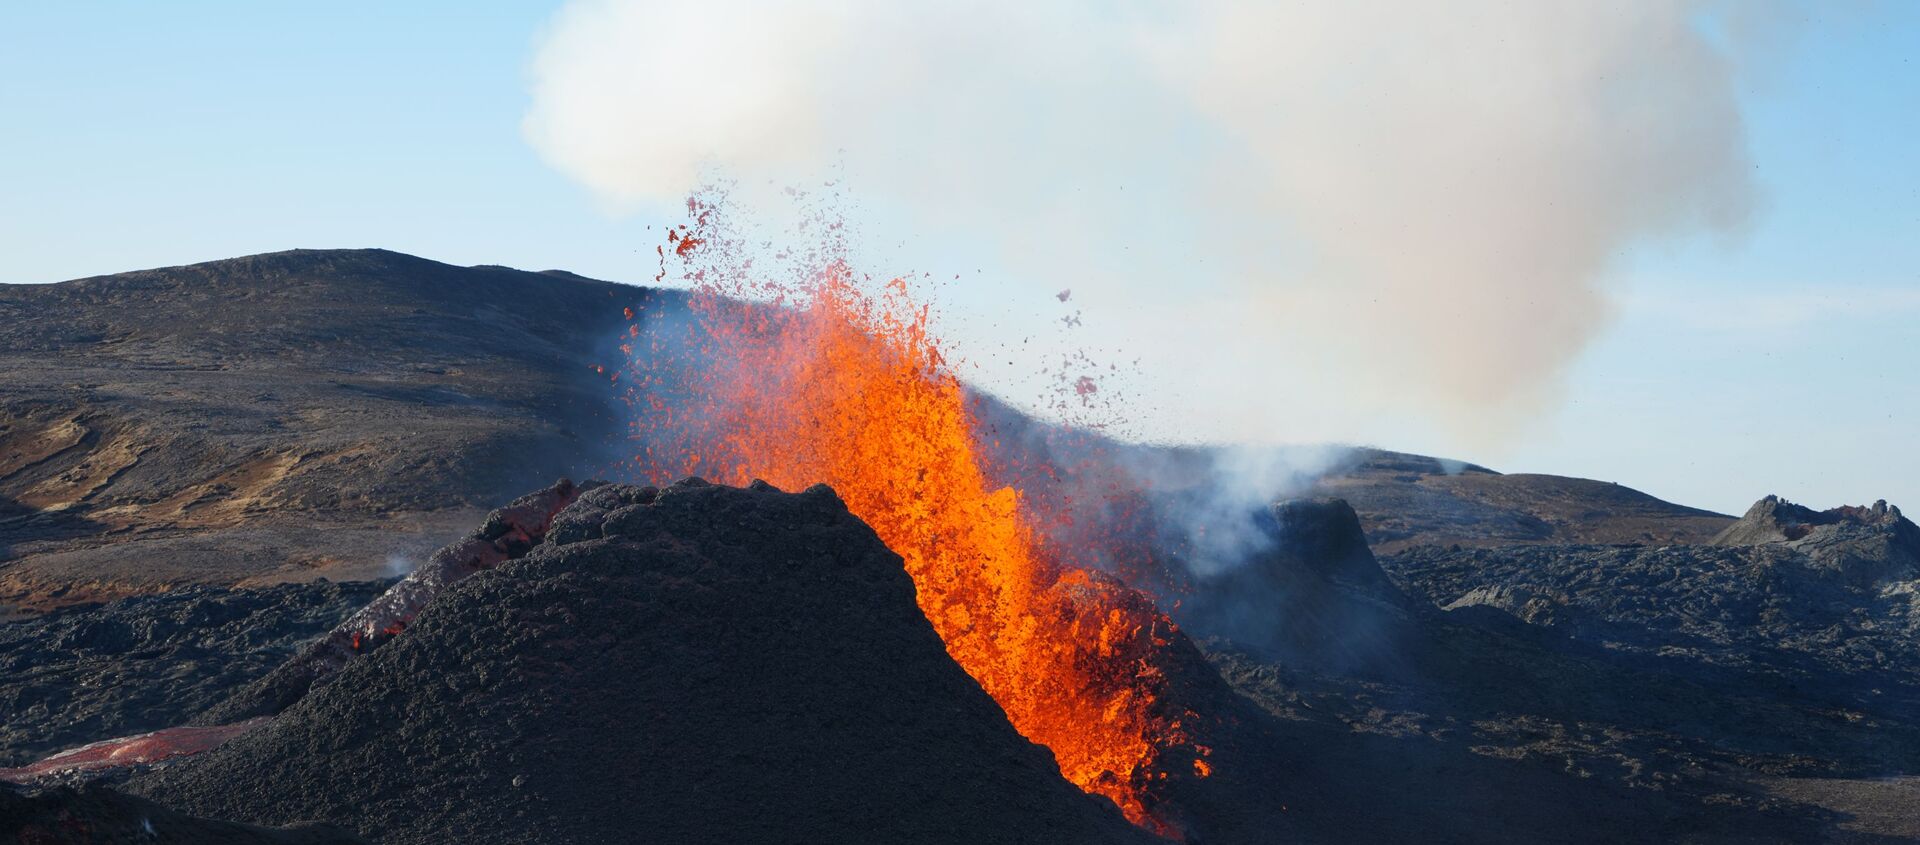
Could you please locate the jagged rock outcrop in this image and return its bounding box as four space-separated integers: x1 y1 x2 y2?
1176 497 1420 676
1713 495 1920 586
1441 583 1569 625
1268 498 1410 595
132 480 1161 845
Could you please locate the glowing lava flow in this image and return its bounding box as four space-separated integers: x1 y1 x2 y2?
619 220 1204 829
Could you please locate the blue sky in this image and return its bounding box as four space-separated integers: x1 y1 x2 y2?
1 3 1914 515
1503 10 1920 513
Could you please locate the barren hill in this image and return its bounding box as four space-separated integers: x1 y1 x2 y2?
0 250 657 608
2 250 1725 612
1310 449 1735 552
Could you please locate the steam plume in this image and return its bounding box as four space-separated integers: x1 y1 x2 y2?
525 0 1778 442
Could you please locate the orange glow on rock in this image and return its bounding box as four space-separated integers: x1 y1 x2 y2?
621 209 1202 830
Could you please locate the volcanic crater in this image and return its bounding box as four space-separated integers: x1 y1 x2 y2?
5 250 1918 843
132 478 1169 845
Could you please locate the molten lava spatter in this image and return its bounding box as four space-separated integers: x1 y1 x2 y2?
619 205 1206 829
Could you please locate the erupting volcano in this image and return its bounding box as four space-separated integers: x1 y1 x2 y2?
615 199 1208 829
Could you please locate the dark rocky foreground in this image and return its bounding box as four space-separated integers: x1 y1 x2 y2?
1132 495 1888 843
1388 495 1920 713
127 480 1159 845
2 479 1890 844
193 480 585 727
0 580 387 767
0 785 365 845
1364 496 1920 842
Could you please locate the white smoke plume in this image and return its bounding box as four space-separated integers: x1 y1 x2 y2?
524 0 1783 443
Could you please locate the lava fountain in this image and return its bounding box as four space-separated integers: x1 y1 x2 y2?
614 198 1208 831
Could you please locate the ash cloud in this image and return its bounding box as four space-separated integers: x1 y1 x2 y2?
524 0 1786 442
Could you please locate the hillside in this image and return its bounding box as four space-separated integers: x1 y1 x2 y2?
1311 449 1735 553
0 250 657 608
2 250 1726 612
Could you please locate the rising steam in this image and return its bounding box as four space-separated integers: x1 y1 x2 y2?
525 0 1778 443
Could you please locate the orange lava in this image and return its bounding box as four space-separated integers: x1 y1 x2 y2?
622 215 1200 829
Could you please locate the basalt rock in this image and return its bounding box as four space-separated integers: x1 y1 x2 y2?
1176 497 1420 677
1 783 366 845
1712 495 1920 586
0 580 386 768
132 480 1161 845
6 479 589 786
194 479 583 725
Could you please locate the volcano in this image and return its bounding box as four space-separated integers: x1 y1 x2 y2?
7 249 1919 843
1172 497 1422 676
128 480 1165 845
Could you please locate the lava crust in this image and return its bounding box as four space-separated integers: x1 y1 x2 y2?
131 480 1161 845
0 580 386 767
1 783 365 845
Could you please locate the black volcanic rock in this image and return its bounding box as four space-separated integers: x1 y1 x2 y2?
1175 497 1419 677
0 580 386 767
196 480 583 725
132 480 1159 845
1391 497 1920 681
1389 537 1920 682
1 784 366 844
1267 497 1404 591
1383 530 1920 787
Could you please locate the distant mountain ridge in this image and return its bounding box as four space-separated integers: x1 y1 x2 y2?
0 248 1750 609
1311 449 1734 553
